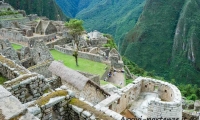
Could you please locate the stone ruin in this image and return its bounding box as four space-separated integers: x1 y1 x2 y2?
0 48 122 120
0 44 184 119
109 48 123 69
0 39 21 64
0 2 187 120
97 77 182 119
35 20 57 35
0 3 69 48
87 30 108 47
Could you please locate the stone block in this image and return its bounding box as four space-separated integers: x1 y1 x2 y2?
28 106 41 115
194 100 200 111
0 94 26 119
71 105 83 115
0 86 12 98
59 107 64 112
81 110 91 118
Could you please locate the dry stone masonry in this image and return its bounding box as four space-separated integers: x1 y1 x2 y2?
96 77 182 119
0 2 186 120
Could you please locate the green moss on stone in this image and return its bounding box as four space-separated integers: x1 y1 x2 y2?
70 98 115 120
35 90 68 107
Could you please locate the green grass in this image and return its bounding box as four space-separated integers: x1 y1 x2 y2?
50 49 107 77
126 79 133 85
11 43 22 50
100 80 122 89
0 75 7 84
100 80 109 85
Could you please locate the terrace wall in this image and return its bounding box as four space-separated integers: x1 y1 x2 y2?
54 45 103 63
4 73 48 103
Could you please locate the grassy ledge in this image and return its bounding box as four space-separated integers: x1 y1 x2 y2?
11 43 22 50
50 49 107 76
35 90 68 106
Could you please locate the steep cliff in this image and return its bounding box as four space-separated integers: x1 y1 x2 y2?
121 0 200 85
5 0 68 21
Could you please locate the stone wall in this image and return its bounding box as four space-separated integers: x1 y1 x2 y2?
0 39 21 64
31 88 118 120
28 61 52 78
182 111 199 120
0 14 23 20
27 14 38 21
95 77 182 119
45 22 57 35
0 17 30 28
31 40 53 64
21 57 35 68
0 2 13 10
97 80 142 113
54 45 103 62
46 76 62 89
0 55 29 79
0 28 57 46
77 71 100 85
46 37 71 49
0 85 40 120
62 80 109 105
4 73 48 103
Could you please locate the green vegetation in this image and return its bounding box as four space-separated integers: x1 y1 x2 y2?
178 84 200 101
65 19 85 66
123 56 200 100
50 49 107 76
126 79 133 85
70 98 114 120
35 90 68 106
121 0 200 86
65 19 84 49
5 0 69 21
55 0 145 43
100 80 109 85
103 34 117 50
0 74 7 84
123 58 200 101
0 10 18 16
123 57 155 78
11 43 22 50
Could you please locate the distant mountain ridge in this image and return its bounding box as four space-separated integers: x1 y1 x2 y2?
55 0 146 43
5 0 68 21
121 0 200 85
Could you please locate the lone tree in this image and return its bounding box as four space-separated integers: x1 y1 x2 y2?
65 19 84 66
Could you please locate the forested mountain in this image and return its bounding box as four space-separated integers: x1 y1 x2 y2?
121 0 200 85
5 0 200 86
5 0 68 21
55 0 146 43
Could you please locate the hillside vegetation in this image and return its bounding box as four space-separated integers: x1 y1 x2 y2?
121 0 200 85
5 0 68 21
55 0 146 43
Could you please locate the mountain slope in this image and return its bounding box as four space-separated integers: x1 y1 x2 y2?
121 0 200 85
5 0 68 21
55 0 146 43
